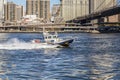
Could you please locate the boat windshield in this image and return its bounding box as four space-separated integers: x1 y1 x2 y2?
48 36 51 39
45 35 57 39
53 36 57 38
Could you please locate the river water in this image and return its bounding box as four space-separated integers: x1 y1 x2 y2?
0 33 120 80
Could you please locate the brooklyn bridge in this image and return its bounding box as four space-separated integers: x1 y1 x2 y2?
67 0 120 25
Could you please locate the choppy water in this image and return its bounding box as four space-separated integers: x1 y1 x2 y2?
0 33 120 80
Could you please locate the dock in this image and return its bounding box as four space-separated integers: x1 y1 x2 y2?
0 24 98 33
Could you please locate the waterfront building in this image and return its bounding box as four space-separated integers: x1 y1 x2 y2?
4 2 16 22
0 0 7 26
4 2 23 22
60 0 89 21
16 5 24 21
26 0 50 21
0 0 7 19
89 0 94 14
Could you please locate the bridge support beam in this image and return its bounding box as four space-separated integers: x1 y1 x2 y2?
90 17 104 25
104 16 109 22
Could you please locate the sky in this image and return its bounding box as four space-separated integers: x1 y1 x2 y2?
10 0 60 8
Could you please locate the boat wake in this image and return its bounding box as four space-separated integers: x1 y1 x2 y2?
0 38 58 50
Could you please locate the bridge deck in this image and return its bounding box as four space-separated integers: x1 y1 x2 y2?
67 5 120 23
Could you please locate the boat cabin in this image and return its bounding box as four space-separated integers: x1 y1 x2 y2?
43 32 60 44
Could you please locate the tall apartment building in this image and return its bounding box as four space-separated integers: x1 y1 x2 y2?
16 5 24 21
60 0 89 21
89 0 94 14
4 2 23 22
0 0 7 25
4 2 16 22
26 0 50 20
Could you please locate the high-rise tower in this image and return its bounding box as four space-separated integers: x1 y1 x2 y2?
89 0 94 14
60 0 89 21
26 0 50 20
4 2 23 22
0 0 7 25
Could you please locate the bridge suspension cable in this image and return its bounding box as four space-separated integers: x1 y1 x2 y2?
93 0 106 13
94 0 116 13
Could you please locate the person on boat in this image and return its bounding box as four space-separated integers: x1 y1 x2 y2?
32 39 40 43
34 39 40 43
